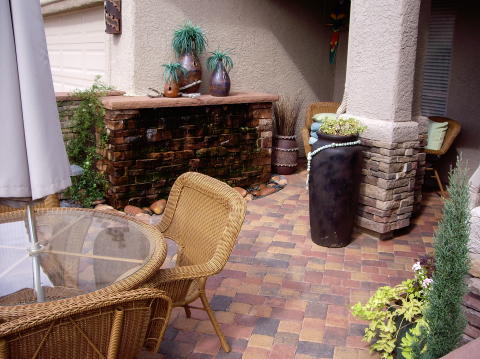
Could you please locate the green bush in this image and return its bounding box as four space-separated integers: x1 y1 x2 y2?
64 78 111 207
421 161 471 358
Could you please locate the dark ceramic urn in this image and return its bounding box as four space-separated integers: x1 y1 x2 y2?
308 132 364 247
209 61 230 97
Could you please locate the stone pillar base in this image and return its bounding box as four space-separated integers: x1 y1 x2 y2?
342 116 422 236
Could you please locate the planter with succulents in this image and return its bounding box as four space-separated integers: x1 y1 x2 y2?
162 63 186 98
207 50 233 97
172 22 207 93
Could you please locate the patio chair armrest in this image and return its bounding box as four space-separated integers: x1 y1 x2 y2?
301 127 311 157
147 262 217 286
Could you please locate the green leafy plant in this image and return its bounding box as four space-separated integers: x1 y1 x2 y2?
162 63 186 84
318 117 366 136
64 77 111 207
420 161 471 359
351 256 434 359
273 96 303 136
172 21 207 56
207 50 234 72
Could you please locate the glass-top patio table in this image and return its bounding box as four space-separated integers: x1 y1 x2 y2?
0 208 167 306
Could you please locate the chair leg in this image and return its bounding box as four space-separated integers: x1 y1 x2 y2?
199 292 231 353
183 304 192 318
433 169 446 197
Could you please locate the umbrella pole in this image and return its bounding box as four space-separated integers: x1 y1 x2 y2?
25 204 45 302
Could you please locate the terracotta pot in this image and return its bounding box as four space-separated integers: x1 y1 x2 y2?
272 135 298 175
308 133 364 247
163 82 180 98
179 52 202 93
209 61 231 97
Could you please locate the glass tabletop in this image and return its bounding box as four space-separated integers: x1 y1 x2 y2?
0 208 165 306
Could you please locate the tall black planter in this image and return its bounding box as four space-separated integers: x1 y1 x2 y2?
309 133 364 247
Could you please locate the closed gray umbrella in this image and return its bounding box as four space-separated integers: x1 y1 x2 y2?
0 0 72 302
0 0 71 200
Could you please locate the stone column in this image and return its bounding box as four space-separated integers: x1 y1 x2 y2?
343 0 422 238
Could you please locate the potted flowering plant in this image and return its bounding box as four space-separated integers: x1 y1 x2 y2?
351 256 434 359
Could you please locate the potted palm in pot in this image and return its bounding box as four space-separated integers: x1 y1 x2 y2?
207 50 233 97
162 63 185 98
308 117 366 247
272 96 302 175
172 21 207 93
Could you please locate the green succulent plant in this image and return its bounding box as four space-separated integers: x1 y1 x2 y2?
318 117 366 136
162 63 186 84
172 21 207 56
207 50 234 72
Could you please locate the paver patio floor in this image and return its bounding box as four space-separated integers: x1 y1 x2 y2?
156 170 442 359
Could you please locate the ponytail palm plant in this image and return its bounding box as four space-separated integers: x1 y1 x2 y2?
162 63 186 84
207 50 234 72
172 22 207 56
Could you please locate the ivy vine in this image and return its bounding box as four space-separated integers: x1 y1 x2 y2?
64 78 111 207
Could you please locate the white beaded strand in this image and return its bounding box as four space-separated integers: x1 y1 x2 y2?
306 140 361 189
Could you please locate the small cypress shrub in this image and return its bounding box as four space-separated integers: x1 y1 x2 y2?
422 161 471 358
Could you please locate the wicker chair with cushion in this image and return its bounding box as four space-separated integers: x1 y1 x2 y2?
425 116 461 196
0 194 60 214
301 102 340 156
143 172 246 353
0 288 172 359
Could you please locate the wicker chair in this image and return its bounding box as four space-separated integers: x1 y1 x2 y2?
0 288 172 359
425 116 461 196
143 172 246 353
0 194 59 214
301 102 340 156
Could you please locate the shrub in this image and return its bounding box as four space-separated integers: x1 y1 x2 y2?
421 161 471 358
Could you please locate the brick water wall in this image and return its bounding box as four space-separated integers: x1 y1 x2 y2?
99 93 277 209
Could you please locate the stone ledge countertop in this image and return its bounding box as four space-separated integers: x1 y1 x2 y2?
101 92 279 110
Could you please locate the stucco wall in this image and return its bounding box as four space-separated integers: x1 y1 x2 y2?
442 0 480 178
107 0 346 155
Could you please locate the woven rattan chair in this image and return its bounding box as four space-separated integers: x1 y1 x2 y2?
425 116 461 196
0 194 60 214
301 102 340 156
143 172 246 353
0 288 172 359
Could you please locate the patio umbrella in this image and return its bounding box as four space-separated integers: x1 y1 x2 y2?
0 0 72 301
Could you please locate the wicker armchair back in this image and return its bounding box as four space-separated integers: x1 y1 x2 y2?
301 102 340 156
145 172 246 352
0 288 172 359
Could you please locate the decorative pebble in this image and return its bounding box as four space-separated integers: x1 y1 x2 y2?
94 204 114 211
150 199 167 215
233 187 247 197
142 207 153 215
124 205 144 216
258 187 277 197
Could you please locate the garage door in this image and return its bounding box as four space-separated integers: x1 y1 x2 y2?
44 6 106 92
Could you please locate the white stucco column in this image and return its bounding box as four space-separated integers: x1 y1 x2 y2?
343 0 422 236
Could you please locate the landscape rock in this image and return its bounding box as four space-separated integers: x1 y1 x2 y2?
271 175 288 186
468 277 480 297
233 187 247 197
94 204 115 211
470 252 480 277
258 187 277 197
150 199 167 215
124 205 144 216
142 207 154 215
